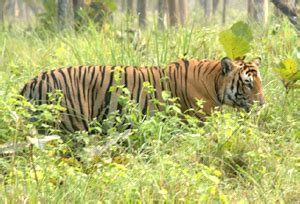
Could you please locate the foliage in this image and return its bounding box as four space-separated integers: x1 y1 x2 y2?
274 58 300 91
0 16 299 203
219 21 253 59
36 0 117 32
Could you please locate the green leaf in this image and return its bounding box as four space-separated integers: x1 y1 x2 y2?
291 71 300 81
219 30 250 59
274 58 300 90
289 83 300 89
231 21 253 42
219 21 253 59
274 59 298 81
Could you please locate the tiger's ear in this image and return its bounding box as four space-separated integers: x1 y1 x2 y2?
221 57 232 75
251 57 261 66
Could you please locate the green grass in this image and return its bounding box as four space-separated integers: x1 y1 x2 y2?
0 15 299 203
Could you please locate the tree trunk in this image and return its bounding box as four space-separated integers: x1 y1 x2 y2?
213 0 220 14
58 0 74 30
248 0 268 24
6 0 14 17
127 0 134 15
158 0 168 29
120 0 125 12
271 0 300 36
168 0 179 26
222 0 227 25
204 0 212 22
158 0 165 29
14 0 19 17
179 0 188 25
73 0 83 21
73 0 83 30
137 0 147 27
0 0 4 26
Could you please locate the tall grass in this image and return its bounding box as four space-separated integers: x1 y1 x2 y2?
0 14 299 203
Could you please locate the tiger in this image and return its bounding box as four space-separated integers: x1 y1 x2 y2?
19 57 265 132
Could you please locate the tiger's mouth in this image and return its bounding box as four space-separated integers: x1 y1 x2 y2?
235 101 251 112
237 100 265 113
226 94 251 112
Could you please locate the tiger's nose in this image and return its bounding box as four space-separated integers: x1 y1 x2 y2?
259 98 266 107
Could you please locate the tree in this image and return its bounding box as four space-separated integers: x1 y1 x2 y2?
158 0 168 29
58 0 74 30
157 0 167 29
119 0 125 12
204 0 212 20
168 0 179 26
126 0 134 15
271 0 300 36
137 0 147 27
0 0 4 26
73 0 84 22
222 0 227 25
248 0 268 24
179 0 188 25
213 0 220 14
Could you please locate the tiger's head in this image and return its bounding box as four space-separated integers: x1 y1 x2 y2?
220 57 265 112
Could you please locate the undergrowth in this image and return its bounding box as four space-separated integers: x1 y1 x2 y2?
0 15 299 203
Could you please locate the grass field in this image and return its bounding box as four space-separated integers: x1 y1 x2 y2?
0 14 299 203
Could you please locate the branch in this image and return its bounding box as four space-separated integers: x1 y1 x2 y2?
271 0 300 36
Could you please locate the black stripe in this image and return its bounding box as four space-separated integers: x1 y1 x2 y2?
29 80 35 99
149 67 158 100
202 61 213 75
82 66 87 100
87 66 96 118
136 70 142 104
28 82 34 99
31 78 38 100
45 72 50 103
167 66 174 98
58 69 84 130
60 121 73 132
193 63 197 80
57 78 77 131
37 72 46 105
102 66 115 120
117 65 123 114
246 69 256 75
90 74 99 119
142 96 148 114
206 62 220 77
67 67 76 108
183 59 193 109
197 62 205 80
100 66 106 87
20 83 28 96
78 66 83 80
76 81 89 131
50 70 59 90
158 68 165 92
131 67 136 100
73 67 78 89
143 68 150 112
58 70 75 110
124 66 129 88
214 72 222 103
67 67 74 90
140 69 146 81
173 63 180 98
231 75 237 91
